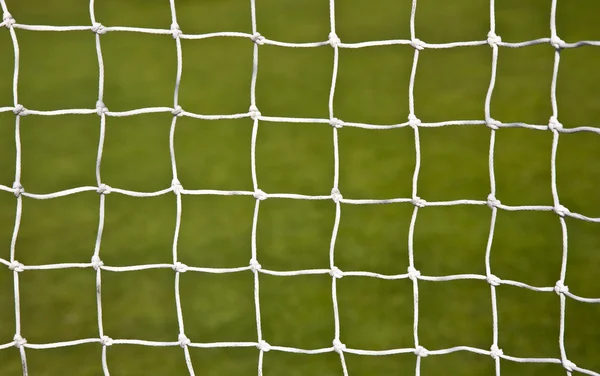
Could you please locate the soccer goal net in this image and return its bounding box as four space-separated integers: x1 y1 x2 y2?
1 0 599 375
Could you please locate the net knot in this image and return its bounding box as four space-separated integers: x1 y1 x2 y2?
550 36 565 50
13 334 26 348
407 266 421 281
97 183 111 195
100 335 113 346
249 105 261 121
553 204 569 217
562 359 576 372
332 339 346 353
487 32 502 47
331 188 343 204
249 258 262 272
257 340 271 352
9 260 24 272
91 255 104 271
486 194 501 209
173 262 188 273
414 346 429 357
171 178 183 195
410 38 425 50
548 116 562 131
178 334 191 348
329 266 343 279
328 32 341 48
486 118 501 130
12 182 24 198
171 105 183 117
490 344 503 360
486 274 501 287
253 189 267 201
251 32 266 45
408 114 421 128
554 280 569 295
411 196 426 208
329 117 344 129
96 101 108 116
13 104 26 116
171 23 182 39
3 12 15 28
91 22 107 35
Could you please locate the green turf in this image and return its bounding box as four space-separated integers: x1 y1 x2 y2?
1 0 600 375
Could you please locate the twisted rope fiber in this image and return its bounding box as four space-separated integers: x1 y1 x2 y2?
1 0 600 375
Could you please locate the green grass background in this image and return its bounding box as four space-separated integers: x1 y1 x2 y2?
1 0 600 375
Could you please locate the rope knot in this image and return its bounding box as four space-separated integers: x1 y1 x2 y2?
486 118 501 130
91 256 104 271
173 262 188 273
550 36 565 50
553 204 569 217
96 101 108 116
554 280 569 295
408 114 421 128
253 189 267 201
487 32 502 47
91 22 107 35
9 260 24 272
410 38 425 50
414 345 429 357
486 274 501 287
331 188 343 204
13 104 26 116
548 116 562 131
178 334 191 348
101 335 113 346
407 266 421 281
249 259 262 272
251 32 265 45
332 339 346 353
12 182 23 198
486 194 501 209
257 340 271 352
329 266 343 279
328 32 341 48
171 105 183 117
249 105 261 121
411 196 426 208
562 359 576 372
171 23 182 39
171 178 183 195
97 183 111 195
330 117 343 129
490 344 503 360
13 334 26 348
3 13 15 28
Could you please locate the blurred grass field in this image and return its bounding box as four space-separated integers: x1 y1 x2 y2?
1 0 600 375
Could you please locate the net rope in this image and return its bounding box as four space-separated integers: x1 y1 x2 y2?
1 0 599 375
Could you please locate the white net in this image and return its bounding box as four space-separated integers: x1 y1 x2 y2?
1 0 600 375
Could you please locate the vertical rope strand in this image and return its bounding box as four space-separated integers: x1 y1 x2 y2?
483 0 504 373
1 0 28 373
